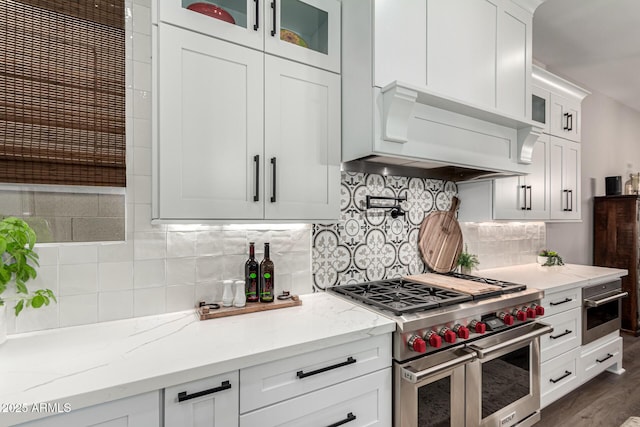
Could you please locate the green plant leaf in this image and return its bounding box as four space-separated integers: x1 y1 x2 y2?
14 299 24 316
31 294 45 308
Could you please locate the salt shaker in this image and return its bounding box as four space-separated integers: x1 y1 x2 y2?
234 280 246 308
222 279 234 307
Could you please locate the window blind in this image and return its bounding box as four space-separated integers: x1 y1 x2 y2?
0 0 125 187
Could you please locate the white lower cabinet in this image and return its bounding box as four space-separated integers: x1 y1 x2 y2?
240 369 391 427
539 307 581 363
579 334 623 384
165 370 239 427
540 347 580 409
15 392 160 427
240 334 392 426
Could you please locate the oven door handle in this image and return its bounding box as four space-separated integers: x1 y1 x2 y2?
468 323 553 359
400 351 477 383
584 291 628 308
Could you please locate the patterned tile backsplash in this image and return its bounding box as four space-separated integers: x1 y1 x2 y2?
312 172 457 290
311 172 547 290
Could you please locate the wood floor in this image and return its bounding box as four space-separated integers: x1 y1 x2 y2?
538 334 640 427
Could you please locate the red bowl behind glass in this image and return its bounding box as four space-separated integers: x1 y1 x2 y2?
187 3 236 24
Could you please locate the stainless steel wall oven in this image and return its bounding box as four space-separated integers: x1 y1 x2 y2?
582 279 627 345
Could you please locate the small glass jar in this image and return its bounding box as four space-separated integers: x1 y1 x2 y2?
625 174 635 195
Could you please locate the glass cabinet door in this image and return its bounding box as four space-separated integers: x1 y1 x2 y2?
531 85 550 133
159 0 263 51
264 0 340 73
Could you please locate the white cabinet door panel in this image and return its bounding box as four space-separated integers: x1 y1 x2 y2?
496 6 528 117
157 24 264 220
165 371 239 427
263 55 340 220
549 136 580 220
16 392 160 427
240 368 392 427
427 0 497 108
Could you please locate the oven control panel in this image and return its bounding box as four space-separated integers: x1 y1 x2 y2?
398 303 545 359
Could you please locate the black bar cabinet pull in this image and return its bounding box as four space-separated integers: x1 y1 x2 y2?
521 185 527 210
297 356 357 379
253 155 260 202
270 157 277 203
270 0 277 36
549 370 572 384
569 189 573 211
253 0 259 30
550 298 572 306
563 190 570 211
596 353 614 364
550 329 572 340
563 112 570 130
568 113 573 131
177 380 231 402
326 412 357 427
527 185 532 210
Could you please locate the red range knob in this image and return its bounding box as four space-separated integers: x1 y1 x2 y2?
499 312 514 325
425 331 442 348
513 309 527 322
525 307 536 319
443 330 457 344
469 320 486 334
534 304 545 316
454 325 470 339
408 335 427 353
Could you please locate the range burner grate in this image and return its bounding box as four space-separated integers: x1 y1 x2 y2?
330 278 473 316
444 272 527 293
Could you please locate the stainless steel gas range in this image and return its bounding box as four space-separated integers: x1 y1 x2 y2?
329 274 553 427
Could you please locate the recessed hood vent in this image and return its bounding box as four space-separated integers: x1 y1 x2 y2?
342 81 544 182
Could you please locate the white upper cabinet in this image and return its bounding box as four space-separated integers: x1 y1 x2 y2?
159 0 340 72
549 136 581 220
532 65 590 142
263 55 341 221
157 24 265 220
493 134 550 220
372 0 531 118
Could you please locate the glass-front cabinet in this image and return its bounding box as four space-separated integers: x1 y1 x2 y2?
159 0 340 72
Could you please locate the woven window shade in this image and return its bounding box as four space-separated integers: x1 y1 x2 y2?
0 0 126 187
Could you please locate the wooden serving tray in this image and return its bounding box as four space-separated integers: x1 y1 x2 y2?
197 295 301 320
404 273 502 296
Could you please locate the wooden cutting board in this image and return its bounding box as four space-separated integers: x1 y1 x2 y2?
418 197 463 273
405 273 503 296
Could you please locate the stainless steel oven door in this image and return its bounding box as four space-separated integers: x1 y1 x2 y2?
583 289 628 345
465 322 552 427
394 347 477 427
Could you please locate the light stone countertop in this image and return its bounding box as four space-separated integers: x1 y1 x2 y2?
479 263 628 294
0 292 395 426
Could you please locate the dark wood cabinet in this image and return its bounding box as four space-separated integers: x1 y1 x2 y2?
593 195 639 335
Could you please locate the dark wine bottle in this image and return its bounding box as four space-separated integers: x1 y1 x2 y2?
260 243 274 303
245 242 260 303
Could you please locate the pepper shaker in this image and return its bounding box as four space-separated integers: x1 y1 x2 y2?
234 280 246 307
222 279 234 307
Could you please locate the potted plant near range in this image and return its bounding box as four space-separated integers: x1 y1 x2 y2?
537 249 564 267
0 217 56 345
457 245 480 275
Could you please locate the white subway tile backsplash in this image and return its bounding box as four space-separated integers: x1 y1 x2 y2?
166 258 196 286
59 294 99 327
132 32 151 63
196 257 224 283
167 232 197 258
133 147 152 176
15 302 58 333
132 175 152 204
59 264 98 296
133 118 151 148
196 230 224 256
133 60 151 92
99 240 134 263
35 246 59 266
222 231 248 255
222 255 245 280
99 262 134 291
166 285 196 312
133 259 166 288
133 287 166 317
132 4 151 35
195 282 220 304
134 231 166 260
132 89 151 120
59 244 98 264
99 290 134 322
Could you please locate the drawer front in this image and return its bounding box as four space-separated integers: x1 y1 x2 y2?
240 334 391 413
240 368 391 427
540 307 581 362
542 287 581 316
580 336 623 384
541 347 580 409
165 370 239 427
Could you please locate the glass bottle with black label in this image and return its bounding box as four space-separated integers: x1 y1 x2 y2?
245 242 260 303
260 243 274 302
